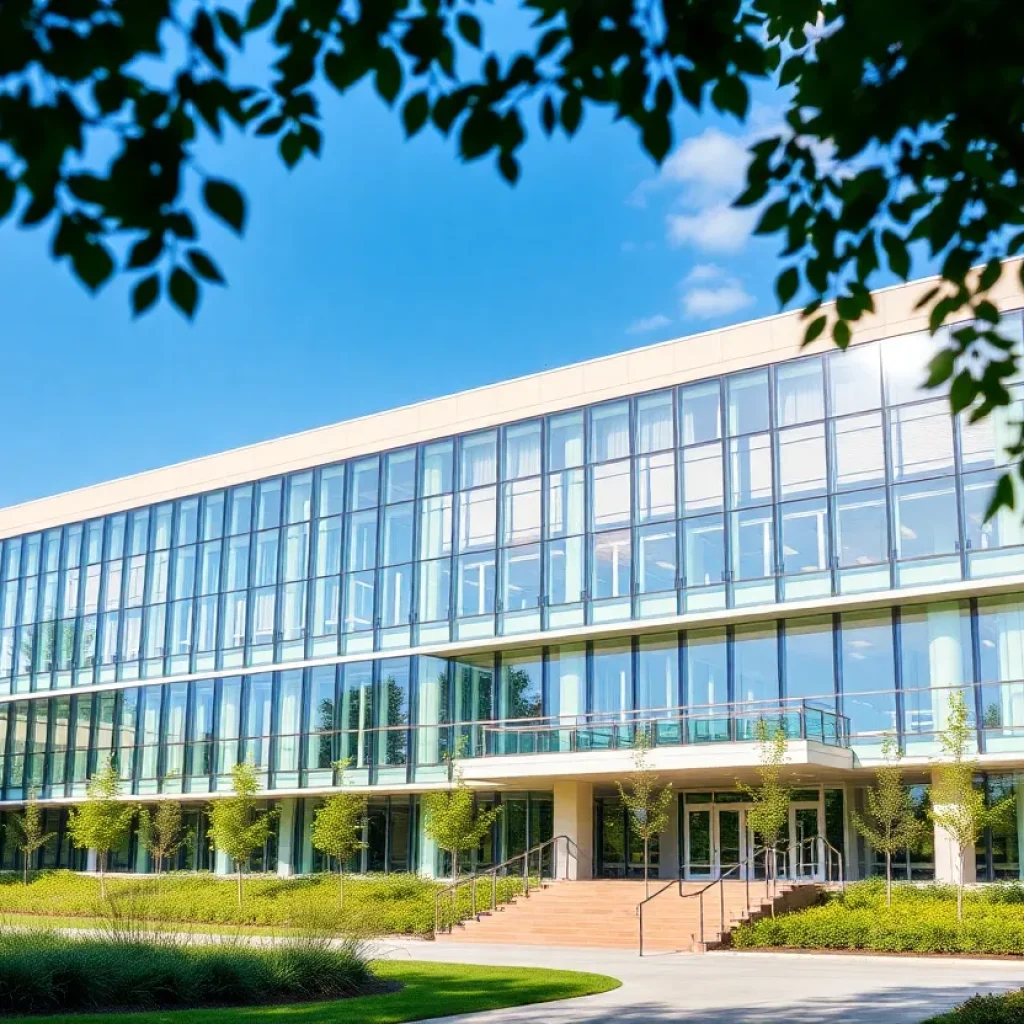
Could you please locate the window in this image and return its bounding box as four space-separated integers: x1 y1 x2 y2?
377 659 410 765
727 370 769 436
549 643 585 718
832 413 885 489
784 617 835 704
683 515 725 588
637 392 674 452
636 523 676 595
505 422 541 479
501 651 542 719
776 358 824 426
729 434 772 508
306 666 336 770
460 432 497 489
834 488 888 566
636 451 675 521
637 634 677 710
592 640 632 715
682 443 723 514
733 623 779 705
349 458 380 511
892 479 958 560
680 380 721 445
778 424 826 497
730 506 774 580
829 343 881 416
592 460 631 528
889 401 954 479
840 612 896 739
592 529 631 600
590 402 630 462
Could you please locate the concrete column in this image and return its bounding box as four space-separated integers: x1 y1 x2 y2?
276 798 297 878
214 850 232 876
419 832 438 879
134 838 149 874
86 849 98 872
553 780 593 879
932 770 977 885
658 791 679 879
1017 773 1024 883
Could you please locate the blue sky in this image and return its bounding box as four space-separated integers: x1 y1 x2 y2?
1 55 818 509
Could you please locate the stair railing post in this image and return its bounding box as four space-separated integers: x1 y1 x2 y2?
719 877 724 938
523 853 529 898
699 891 704 948
471 874 476 918
639 902 644 958
492 869 497 912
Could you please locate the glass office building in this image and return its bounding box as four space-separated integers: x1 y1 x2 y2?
2 270 1024 884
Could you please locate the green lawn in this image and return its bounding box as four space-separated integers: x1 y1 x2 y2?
24 961 621 1024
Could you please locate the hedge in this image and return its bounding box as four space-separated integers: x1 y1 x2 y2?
732 879 1024 955
0 928 372 1015
0 870 525 936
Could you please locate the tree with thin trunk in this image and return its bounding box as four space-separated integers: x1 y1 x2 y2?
310 759 368 908
851 735 927 907
423 746 501 881
739 718 791 897
66 756 138 898
138 801 187 875
929 691 1012 923
10 789 56 885
617 727 673 897
206 761 277 908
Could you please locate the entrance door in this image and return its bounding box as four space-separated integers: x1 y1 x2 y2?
685 806 746 879
789 803 825 880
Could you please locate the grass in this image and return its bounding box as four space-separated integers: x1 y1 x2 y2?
0 871 523 936
23 961 621 1024
732 878 1024 955
921 989 1024 1022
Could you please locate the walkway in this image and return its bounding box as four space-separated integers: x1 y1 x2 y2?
372 939 1024 1023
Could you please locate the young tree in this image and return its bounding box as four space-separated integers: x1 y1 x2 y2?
616 727 673 897
206 761 277 908
423 751 501 881
9 789 56 885
852 735 927 907
66 756 138 898
739 719 792 891
929 691 1013 922
310 760 368 907
138 801 187 875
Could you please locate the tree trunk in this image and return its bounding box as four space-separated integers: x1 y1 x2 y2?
237 863 244 909
338 860 345 908
885 851 892 909
99 854 106 899
957 847 965 924
23 853 28 887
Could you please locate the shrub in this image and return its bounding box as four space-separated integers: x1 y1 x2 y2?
924 990 1024 1023
0 869 526 936
0 927 372 1015
732 880 1024 955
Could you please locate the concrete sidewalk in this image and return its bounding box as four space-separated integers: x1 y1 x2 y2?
371 939 1024 1023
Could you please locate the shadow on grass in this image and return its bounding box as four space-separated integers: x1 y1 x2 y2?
25 960 619 1024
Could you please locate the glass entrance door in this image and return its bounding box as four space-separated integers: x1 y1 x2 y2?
685 805 746 879
789 803 824 880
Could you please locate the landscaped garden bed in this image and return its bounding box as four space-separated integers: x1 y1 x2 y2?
0 870 522 936
732 879 1024 956
922 989 1024 1023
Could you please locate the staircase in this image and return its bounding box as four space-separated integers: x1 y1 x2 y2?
436 878 820 953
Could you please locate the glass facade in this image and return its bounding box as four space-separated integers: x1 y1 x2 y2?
2 308 1024 881
0 318 1021 698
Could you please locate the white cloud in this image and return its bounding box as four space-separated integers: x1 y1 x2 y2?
626 313 672 335
679 264 755 320
666 204 758 253
660 128 751 200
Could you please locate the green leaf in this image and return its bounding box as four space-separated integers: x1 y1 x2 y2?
72 241 115 293
803 315 827 347
541 96 556 136
925 348 956 388
402 92 429 137
498 152 519 185
881 230 909 279
985 472 1015 522
755 199 789 236
711 76 749 119
949 370 976 413
187 248 225 284
456 13 482 48
375 49 402 106
246 0 277 30
127 233 163 269
0 174 15 221
833 318 851 349
776 267 798 306
203 178 246 233
132 274 160 317
641 114 671 164
979 258 1002 292
561 94 582 136
169 267 199 319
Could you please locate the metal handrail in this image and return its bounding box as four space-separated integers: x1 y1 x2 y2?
788 834 844 890
637 844 772 957
432 834 579 935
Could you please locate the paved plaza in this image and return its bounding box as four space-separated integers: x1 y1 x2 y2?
373 939 1024 1023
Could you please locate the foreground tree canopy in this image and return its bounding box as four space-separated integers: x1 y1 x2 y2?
3 1 1024 506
